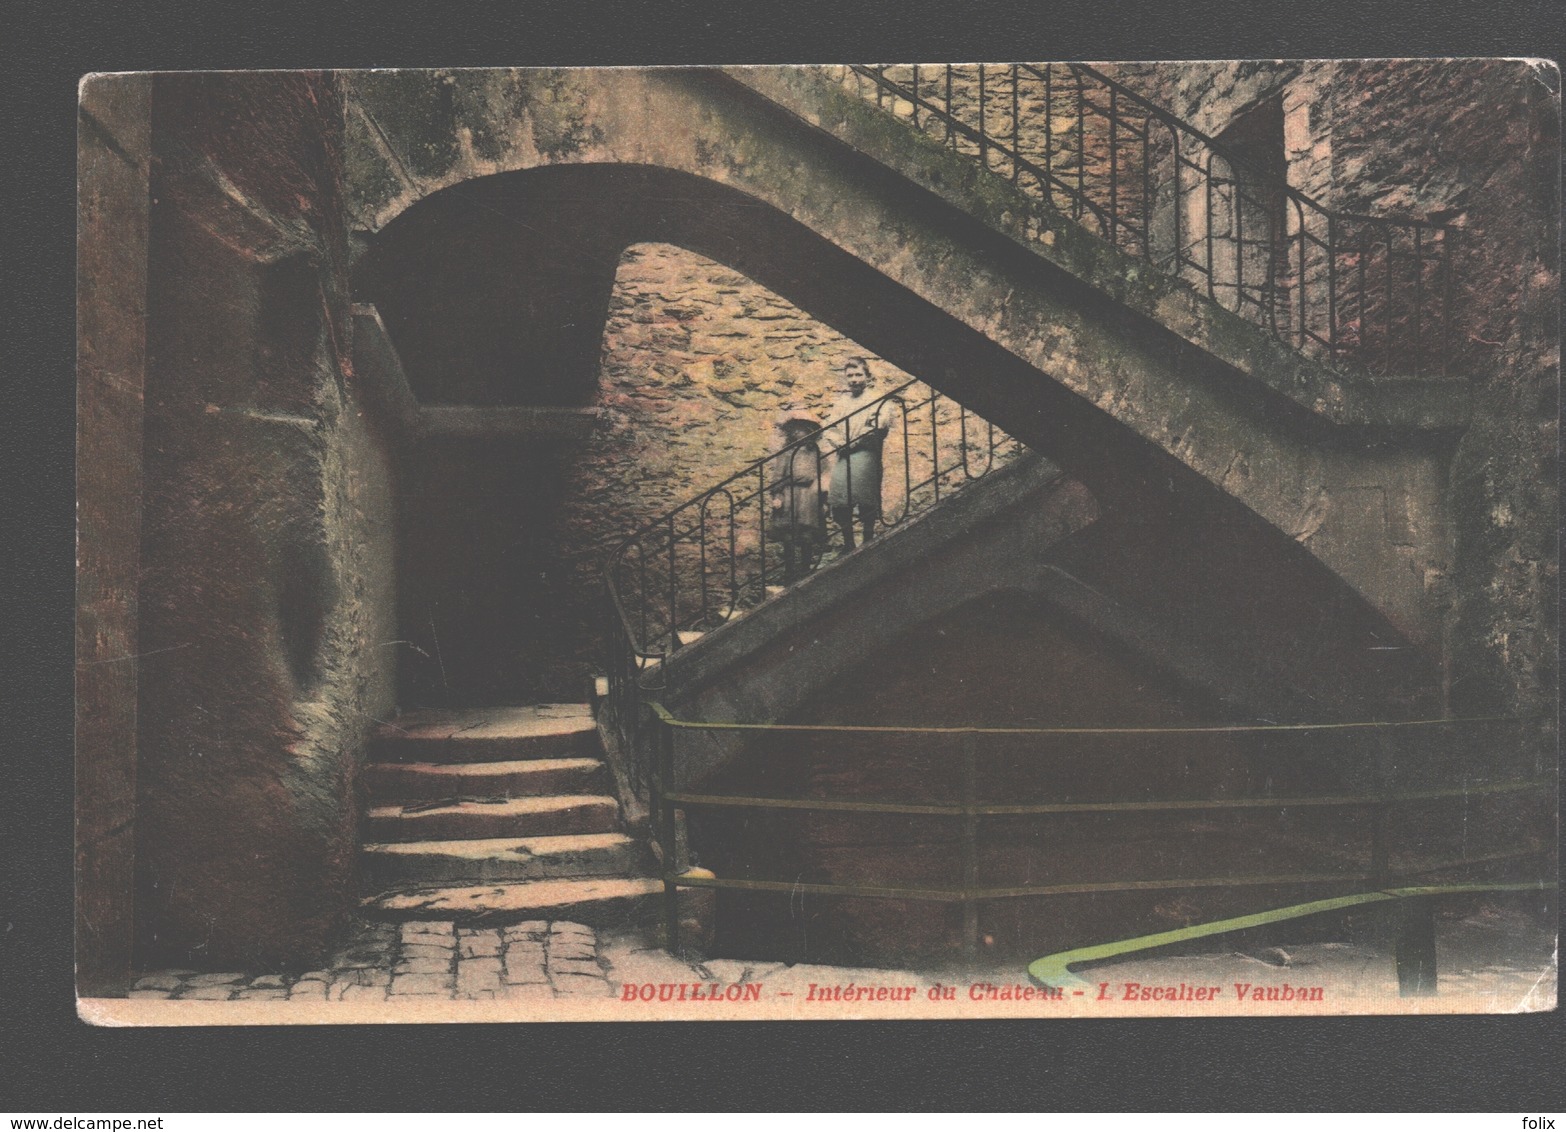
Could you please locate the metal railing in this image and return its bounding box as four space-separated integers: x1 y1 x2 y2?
842 64 1456 378
642 705 1551 957
602 380 1022 795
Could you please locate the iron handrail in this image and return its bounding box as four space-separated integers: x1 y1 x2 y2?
667 858 1548 906
604 378 1020 668
662 777 1553 818
606 378 912 680
650 705 1518 736
842 63 1456 379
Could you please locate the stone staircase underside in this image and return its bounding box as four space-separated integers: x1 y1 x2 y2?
360 705 659 926
656 451 1356 791
650 447 1446 803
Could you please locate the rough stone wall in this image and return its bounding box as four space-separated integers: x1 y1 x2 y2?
586 244 914 541
137 73 398 969
77 74 151 995
1106 60 1560 719
1322 61 1560 721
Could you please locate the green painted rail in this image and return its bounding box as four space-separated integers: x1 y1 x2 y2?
1026 881 1557 997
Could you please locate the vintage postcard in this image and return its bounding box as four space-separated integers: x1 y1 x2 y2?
76 61 1558 1023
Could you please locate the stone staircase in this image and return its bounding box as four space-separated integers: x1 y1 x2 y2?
359 704 662 925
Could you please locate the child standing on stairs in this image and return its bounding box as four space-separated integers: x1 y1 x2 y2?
768 406 828 585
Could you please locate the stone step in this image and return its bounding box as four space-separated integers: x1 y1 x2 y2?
371 705 600 763
360 832 645 886
364 795 620 842
363 757 606 801
361 877 666 927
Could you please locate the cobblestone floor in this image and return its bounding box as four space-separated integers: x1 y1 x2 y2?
123 906 1556 1014
129 920 621 1003
128 916 953 1005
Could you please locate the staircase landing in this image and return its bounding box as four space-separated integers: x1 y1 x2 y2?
370 703 600 762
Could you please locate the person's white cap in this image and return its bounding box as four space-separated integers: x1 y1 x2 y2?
776 405 820 428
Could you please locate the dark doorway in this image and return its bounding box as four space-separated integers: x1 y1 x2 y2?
1213 95 1290 326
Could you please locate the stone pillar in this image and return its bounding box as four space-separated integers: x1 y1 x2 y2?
136 73 397 969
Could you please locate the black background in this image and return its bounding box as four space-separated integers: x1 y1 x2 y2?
10 0 1564 1112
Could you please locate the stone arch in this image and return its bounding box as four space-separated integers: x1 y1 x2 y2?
348 76 1446 712
346 69 1461 647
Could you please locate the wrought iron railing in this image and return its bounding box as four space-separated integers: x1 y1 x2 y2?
642 706 1551 957
841 64 1456 378
602 381 1021 798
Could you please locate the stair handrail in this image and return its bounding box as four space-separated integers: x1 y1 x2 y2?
604 377 1018 668
843 63 1457 379
605 374 908 686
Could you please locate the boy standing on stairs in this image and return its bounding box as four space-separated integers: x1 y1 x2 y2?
826 357 889 554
